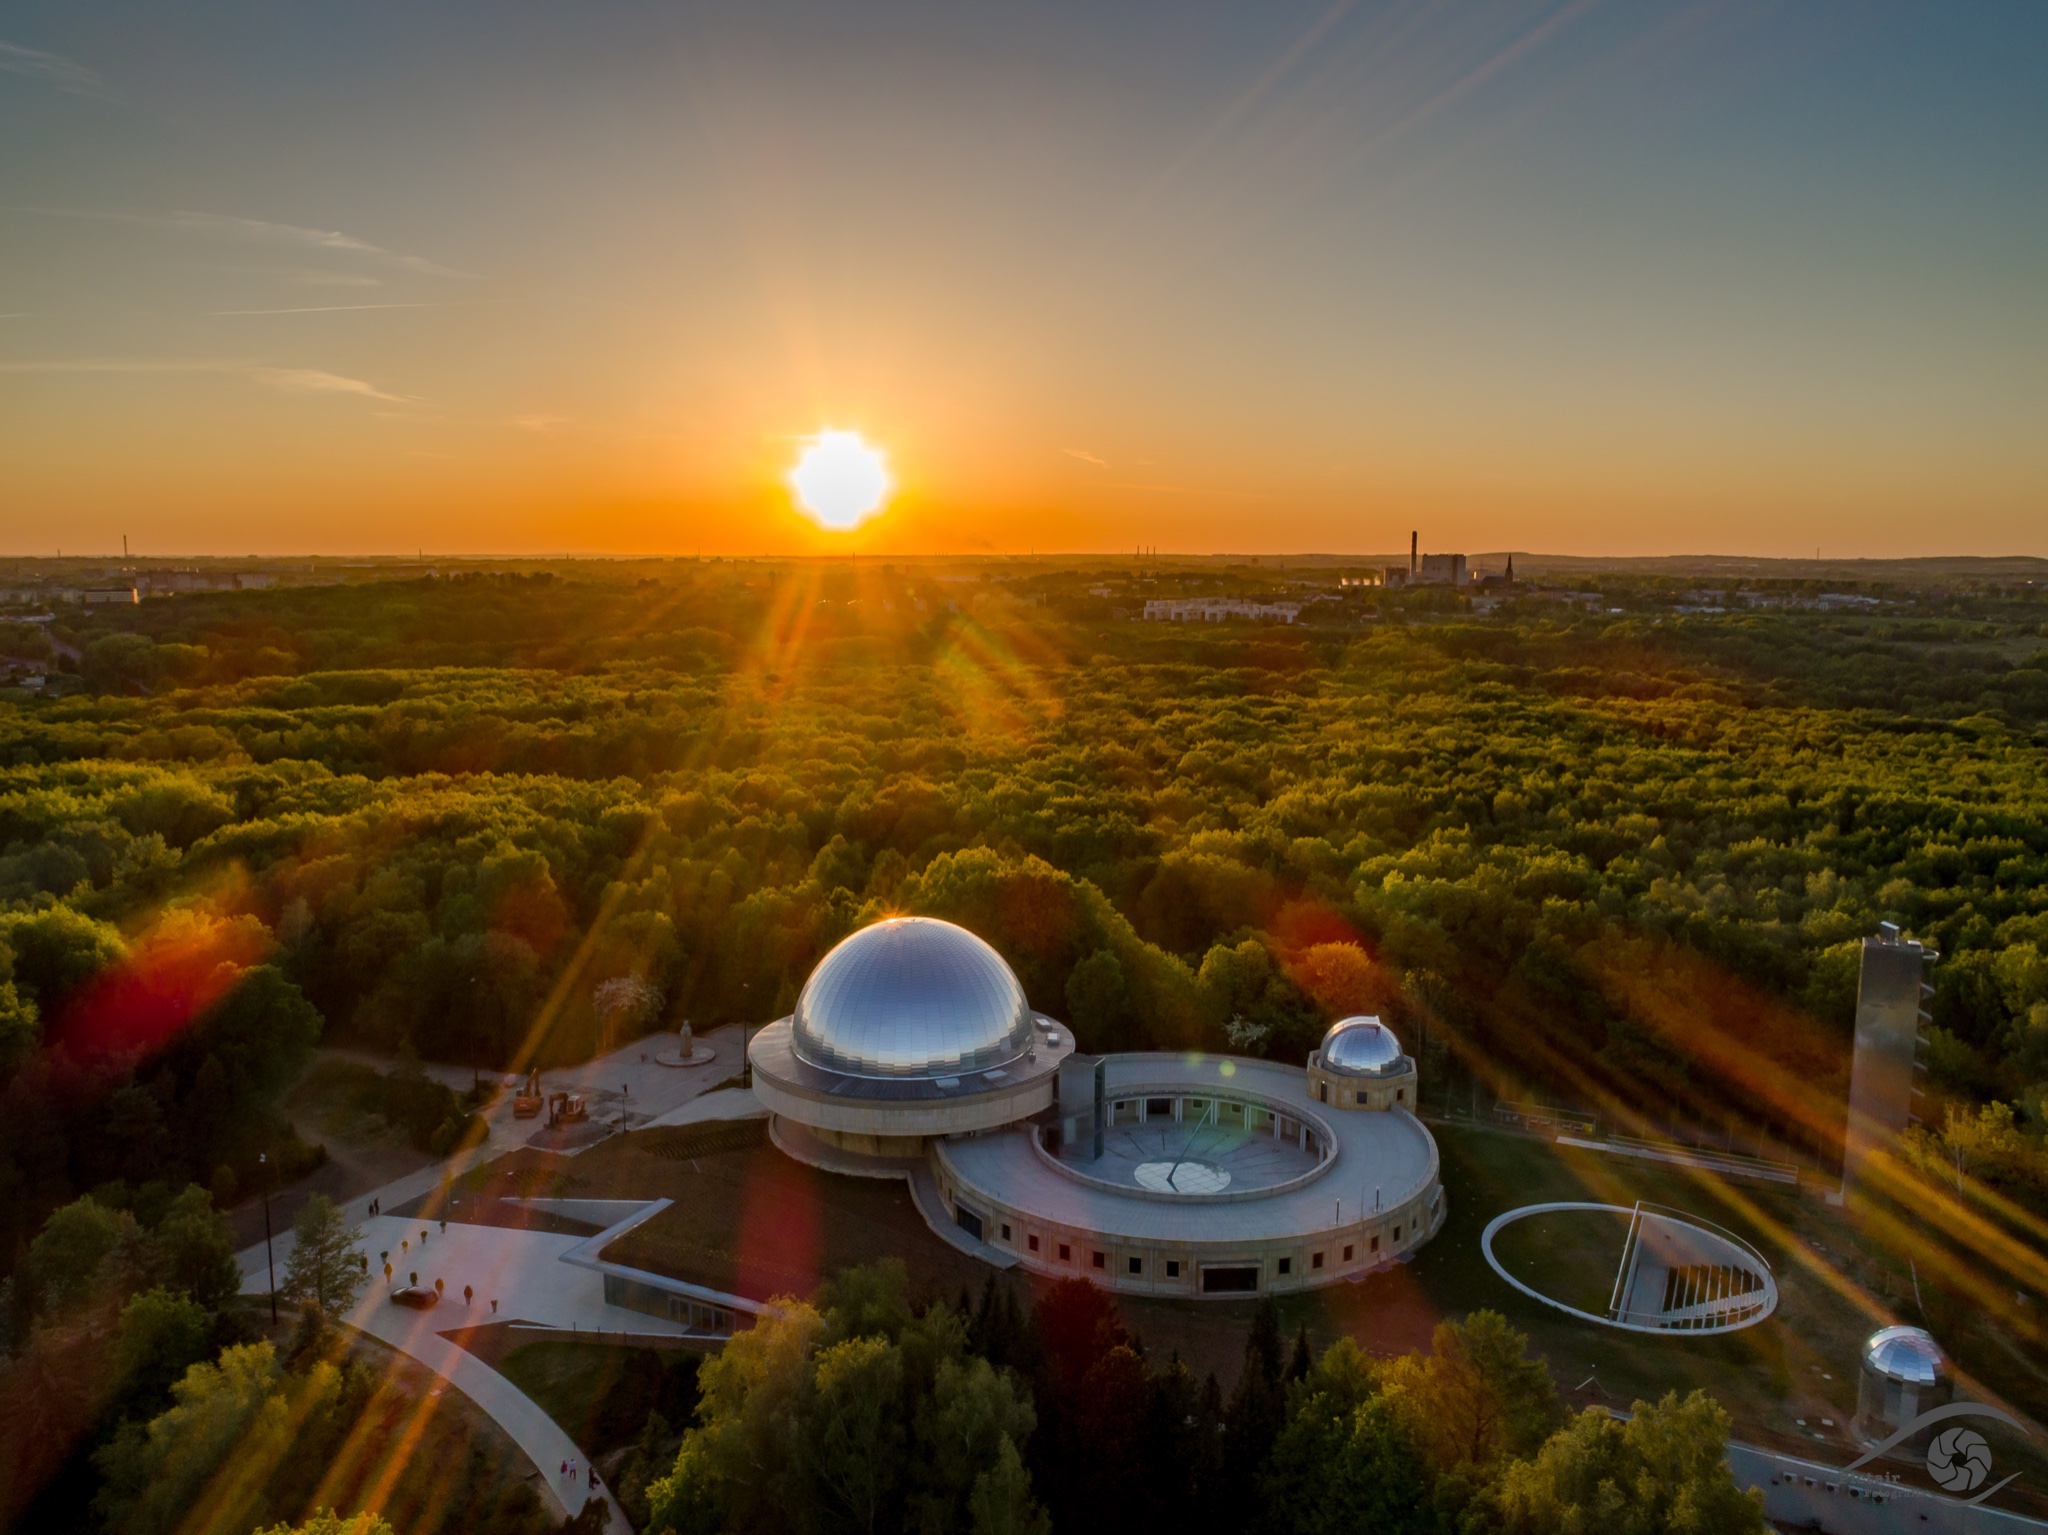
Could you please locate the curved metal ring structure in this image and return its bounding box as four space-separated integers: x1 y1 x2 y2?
1480 1201 1779 1336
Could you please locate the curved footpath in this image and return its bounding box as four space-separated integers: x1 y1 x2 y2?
235 1028 757 1525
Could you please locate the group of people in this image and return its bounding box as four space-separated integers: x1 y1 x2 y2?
561 1458 598 1491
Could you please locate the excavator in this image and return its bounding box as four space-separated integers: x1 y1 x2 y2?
512 1067 543 1119
513 1067 587 1126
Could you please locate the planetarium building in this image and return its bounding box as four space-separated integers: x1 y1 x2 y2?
749 917 1444 1297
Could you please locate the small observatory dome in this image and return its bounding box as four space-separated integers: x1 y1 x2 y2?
792 917 1033 1080
1319 1016 1405 1076
1856 1325 1953 1440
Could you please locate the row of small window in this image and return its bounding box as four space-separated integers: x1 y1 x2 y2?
1771 1474 1885 1503
1006 1222 1403 1277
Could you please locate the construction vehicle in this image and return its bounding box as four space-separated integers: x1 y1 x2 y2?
547 1090 589 1127
513 1067 543 1119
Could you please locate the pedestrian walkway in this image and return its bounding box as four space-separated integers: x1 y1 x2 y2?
245 1213 692 1522
239 1027 746 1282
234 1027 749 1525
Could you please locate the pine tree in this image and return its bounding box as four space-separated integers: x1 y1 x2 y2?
282 1195 366 1316
1220 1300 1289 1532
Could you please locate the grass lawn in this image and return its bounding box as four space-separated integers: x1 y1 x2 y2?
457 1115 2048 1515
460 1122 993 1306
1486 1206 1639 1317
497 1340 702 1458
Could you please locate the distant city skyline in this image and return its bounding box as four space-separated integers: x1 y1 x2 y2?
2 2 2045 558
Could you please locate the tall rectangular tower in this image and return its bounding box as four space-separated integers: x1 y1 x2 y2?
1838 922 1937 1201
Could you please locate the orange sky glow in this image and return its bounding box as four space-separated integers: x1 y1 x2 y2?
3 4 2044 558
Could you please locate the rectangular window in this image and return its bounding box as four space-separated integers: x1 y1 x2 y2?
1394 1225 1402 1241
1058 1242 1071 1262
1311 1251 1324 1270
1029 1234 1040 1253
1092 1251 1106 1270
1166 1260 1180 1278
1318 1082 1327 1103
1277 1257 1292 1276
1128 1256 1143 1276
954 1205 984 1242
1343 1245 1354 1262
1000 1223 1011 1242
1201 1265 1260 1294
1370 1236 1380 1253
1396 1088 1405 1103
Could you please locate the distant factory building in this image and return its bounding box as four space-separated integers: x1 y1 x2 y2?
81 587 139 605
1143 598 1301 624
1382 531 1468 588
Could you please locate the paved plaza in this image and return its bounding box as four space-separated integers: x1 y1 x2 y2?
235 1026 753 1522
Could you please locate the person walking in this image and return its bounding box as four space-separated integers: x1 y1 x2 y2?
464 1284 473 1306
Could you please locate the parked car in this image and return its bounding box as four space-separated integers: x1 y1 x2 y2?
389 1285 439 1310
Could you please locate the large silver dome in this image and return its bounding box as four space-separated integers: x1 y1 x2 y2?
1320 1016 1404 1075
791 917 1033 1080
1864 1326 1946 1386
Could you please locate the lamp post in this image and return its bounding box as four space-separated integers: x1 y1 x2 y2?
469 972 483 1095
259 1150 277 1326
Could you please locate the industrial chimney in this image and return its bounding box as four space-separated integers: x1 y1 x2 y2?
1410 531 1417 578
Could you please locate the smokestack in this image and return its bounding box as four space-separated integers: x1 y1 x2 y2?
1410 530 1417 577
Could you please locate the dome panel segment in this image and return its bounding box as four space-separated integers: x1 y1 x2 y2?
792 917 1033 1079
1864 1325 1946 1386
1320 1016 1404 1075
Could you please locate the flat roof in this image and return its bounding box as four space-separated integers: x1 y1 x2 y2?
940 1054 1436 1245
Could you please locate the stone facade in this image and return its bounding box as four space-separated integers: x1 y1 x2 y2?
1305 1050 1418 1112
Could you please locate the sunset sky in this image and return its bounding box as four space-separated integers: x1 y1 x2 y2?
2 2 2044 558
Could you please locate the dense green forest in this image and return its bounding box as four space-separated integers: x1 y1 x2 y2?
636 1261 1763 1535
3 565 2047 1274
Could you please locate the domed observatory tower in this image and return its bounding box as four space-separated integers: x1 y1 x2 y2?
748 918 1073 1167
1854 1326 1954 1449
1306 1016 1419 1112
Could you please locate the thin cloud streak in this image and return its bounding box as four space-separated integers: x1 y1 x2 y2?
211 303 440 315
9 206 479 279
0 356 418 403
0 40 109 98
1106 481 1272 500
1062 447 1110 467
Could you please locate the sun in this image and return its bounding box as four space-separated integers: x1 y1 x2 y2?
788 429 892 531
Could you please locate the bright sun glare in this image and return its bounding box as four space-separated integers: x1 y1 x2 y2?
789 430 892 531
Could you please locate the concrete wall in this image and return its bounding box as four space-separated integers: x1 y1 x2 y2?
750 1066 1057 1139
1305 1054 1418 1112
934 1140 1445 1300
